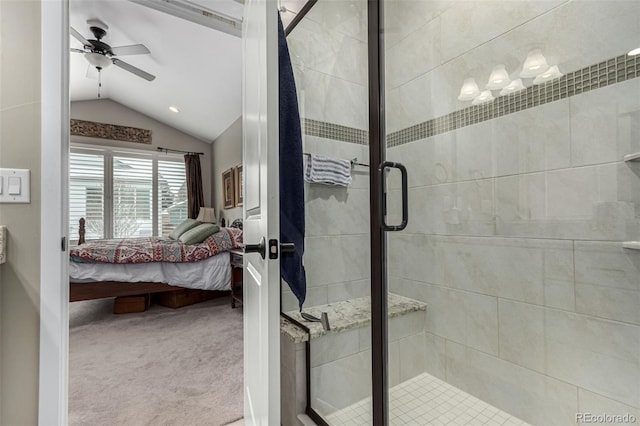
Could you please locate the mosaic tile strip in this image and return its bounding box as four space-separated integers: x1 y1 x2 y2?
387 53 640 147
303 118 368 145
70 119 152 144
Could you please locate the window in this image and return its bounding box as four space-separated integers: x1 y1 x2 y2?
69 147 188 243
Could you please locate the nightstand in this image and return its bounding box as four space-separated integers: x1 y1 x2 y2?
230 249 243 308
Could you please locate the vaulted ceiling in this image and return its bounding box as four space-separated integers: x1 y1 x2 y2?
69 0 244 143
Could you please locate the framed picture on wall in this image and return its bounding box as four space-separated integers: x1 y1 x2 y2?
234 164 243 207
222 168 235 209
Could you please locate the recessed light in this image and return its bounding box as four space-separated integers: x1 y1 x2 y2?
628 48 640 56
169 106 180 113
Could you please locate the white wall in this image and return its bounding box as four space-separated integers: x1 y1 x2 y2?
70 99 213 207
0 1 42 423
385 1 640 424
211 116 242 224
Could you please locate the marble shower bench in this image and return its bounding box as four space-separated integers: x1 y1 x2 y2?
280 294 427 425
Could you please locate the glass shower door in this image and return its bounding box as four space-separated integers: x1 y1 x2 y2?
383 0 640 425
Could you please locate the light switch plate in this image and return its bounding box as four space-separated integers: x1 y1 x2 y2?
0 169 30 203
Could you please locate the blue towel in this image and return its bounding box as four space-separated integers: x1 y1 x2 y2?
278 14 306 310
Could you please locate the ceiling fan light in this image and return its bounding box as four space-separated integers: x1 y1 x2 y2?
84 52 112 69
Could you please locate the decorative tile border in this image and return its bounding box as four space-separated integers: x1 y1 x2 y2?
70 119 152 144
387 53 640 147
303 118 368 145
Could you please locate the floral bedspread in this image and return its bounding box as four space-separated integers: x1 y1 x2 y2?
70 228 243 264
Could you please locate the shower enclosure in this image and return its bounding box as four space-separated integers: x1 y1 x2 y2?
282 0 640 424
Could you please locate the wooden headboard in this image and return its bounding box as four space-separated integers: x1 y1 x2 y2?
78 217 86 245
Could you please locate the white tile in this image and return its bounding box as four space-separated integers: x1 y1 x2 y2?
327 280 370 305
305 234 370 287
305 186 370 237
310 329 360 367
423 284 499 356
311 350 372 415
445 341 578 425
546 309 640 407
570 79 640 167
494 100 571 176
398 333 427 382
498 300 545 373
389 311 426 341
578 389 640 424
386 17 442 89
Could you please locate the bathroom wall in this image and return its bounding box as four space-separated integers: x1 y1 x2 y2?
0 1 42 423
385 1 640 424
283 0 370 311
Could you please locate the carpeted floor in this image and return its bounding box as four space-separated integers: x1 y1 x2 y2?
69 296 244 426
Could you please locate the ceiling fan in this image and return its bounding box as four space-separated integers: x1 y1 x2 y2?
70 19 156 85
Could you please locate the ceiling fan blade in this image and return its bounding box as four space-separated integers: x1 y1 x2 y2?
86 65 98 80
110 44 150 56
71 48 85 54
70 26 90 46
112 58 155 81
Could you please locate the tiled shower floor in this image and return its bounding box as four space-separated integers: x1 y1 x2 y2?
324 373 531 426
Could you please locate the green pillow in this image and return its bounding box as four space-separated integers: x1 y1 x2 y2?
168 219 201 240
179 223 220 245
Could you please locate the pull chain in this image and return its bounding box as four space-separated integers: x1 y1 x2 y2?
97 66 102 98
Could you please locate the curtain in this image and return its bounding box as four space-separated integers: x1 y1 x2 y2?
184 154 204 219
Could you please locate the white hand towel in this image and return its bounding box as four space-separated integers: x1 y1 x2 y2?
304 154 352 186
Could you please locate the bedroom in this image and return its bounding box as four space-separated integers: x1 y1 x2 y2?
67 0 245 424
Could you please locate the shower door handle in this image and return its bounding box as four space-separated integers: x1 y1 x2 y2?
378 161 408 231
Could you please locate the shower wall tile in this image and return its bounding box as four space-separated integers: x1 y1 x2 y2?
577 389 640 425
445 340 579 426
310 329 360 367
388 310 425 341
296 68 368 131
304 0 367 43
305 234 370 287
493 100 571 176
496 163 640 241
545 309 640 407
387 234 438 285
327 279 370 305
287 16 367 87
438 0 566 66
436 236 574 306
386 18 441 89
398 333 427 382
570 79 640 167
424 332 447 381
574 241 640 325
305 186 370 237
310 349 372 414
384 0 449 50
423 284 499 356
498 300 545 373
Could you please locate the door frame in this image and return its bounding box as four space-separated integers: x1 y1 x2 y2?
39 0 70 424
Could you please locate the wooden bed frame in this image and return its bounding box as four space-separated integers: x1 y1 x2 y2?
70 218 230 303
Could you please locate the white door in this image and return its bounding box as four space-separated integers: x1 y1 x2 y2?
242 0 281 425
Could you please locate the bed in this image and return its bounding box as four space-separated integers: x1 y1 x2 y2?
69 218 243 305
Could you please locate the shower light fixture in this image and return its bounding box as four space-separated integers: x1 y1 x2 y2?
628 47 640 56
520 49 550 78
533 65 563 84
486 64 511 90
471 90 495 105
499 78 526 96
458 78 480 101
